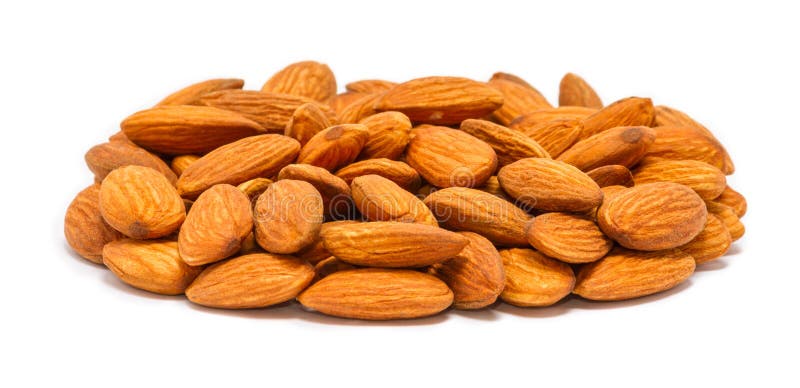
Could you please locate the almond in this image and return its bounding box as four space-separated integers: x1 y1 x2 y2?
85 141 177 184
176 134 301 199
345 79 397 94
510 107 598 128
511 118 583 158
178 184 253 266
477 176 512 201
654 105 719 140
406 125 498 188
314 256 357 280
99 166 185 239
320 221 469 267
645 125 733 174
64 184 124 263
297 268 453 320
597 182 707 251
200 90 336 133
350 174 435 225
284 102 333 146
489 72 535 90
715 185 747 218
526 212 613 264
557 126 656 171
121 105 265 155
186 253 314 309
573 247 695 301
497 158 603 212
558 72 603 108
580 97 654 139
705 201 745 241
460 119 550 166
336 158 421 191
632 159 726 200
156 78 244 106
297 124 370 171
254 180 323 254
103 239 202 295
374 76 504 125
499 248 575 307
356 111 412 160
337 93 383 124
586 165 635 187
296 220 359 264
488 78 552 125
170 155 200 177
277 164 353 220
261 60 337 102
237 178 273 202
327 91 370 117
681 215 732 264
423 187 531 246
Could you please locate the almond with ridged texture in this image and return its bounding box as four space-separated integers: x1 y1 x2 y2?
715 186 747 217
632 159 726 200
284 102 333 146
499 248 575 307
374 76 504 125
586 165 635 187
423 187 531 246
429 232 505 309
460 119 550 166
156 78 244 106
511 118 583 158
237 178 273 202
498 158 603 212
186 253 314 309
406 125 497 188
85 141 177 184
705 201 745 241
573 247 695 301
320 221 468 268
681 215 732 264
597 182 707 251
477 176 512 201
558 73 603 108
297 124 370 171
65 184 124 263
327 91 369 117
297 268 453 320
654 105 723 143
100 166 185 239
314 257 357 280
103 239 202 295
558 126 656 171
260 60 336 103
177 134 300 199
121 105 265 155
336 159 421 191
170 155 200 177
178 184 253 266
646 126 733 174
200 90 336 133
488 78 552 125
526 213 613 264
277 164 352 219
345 79 397 93
337 93 382 124
510 107 598 128
254 180 323 254
350 174 435 225
296 220 359 264
489 72 536 90
580 97 654 139
357 111 412 160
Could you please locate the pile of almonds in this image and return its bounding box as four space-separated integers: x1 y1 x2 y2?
65 61 746 320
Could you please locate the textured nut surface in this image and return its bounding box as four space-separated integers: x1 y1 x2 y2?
85 141 177 184
681 215 732 264
350 174 436 226
499 248 575 307
580 97 654 139
336 158 421 191
284 102 333 146
103 239 202 295
653 105 735 174
254 180 324 254
200 90 336 133
559 73 603 108
64 184 124 263
277 164 352 219
356 111 412 160
406 125 498 188
557 126 656 171
460 119 550 166
632 159 727 200
429 232 505 309
512 118 583 158
261 60 337 102
156 78 244 106
488 78 552 125
297 124 370 171
498 158 603 212
526 212 613 264
586 165 635 188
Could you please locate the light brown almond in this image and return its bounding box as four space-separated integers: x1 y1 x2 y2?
170 155 200 177
327 91 370 117
64 184 124 263
488 78 552 125
254 180 324 254
350 174 436 226
646 125 733 173
681 215 732 264
715 186 747 218
510 107 598 128
336 158 421 191
345 79 397 94
277 164 352 219
356 111 412 160
406 125 498 188
497 158 603 212
557 126 656 171
296 220 359 264
429 232 505 309
337 93 383 124
236 178 273 202
511 118 583 158
297 124 370 171
260 60 337 102
460 119 550 166
580 97 654 139
526 212 613 264
284 102 333 146
586 165 635 187
705 201 745 241
558 72 603 108
200 90 336 133
314 256 357 280
103 239 202 295
85 141 177 184
632 159 726 200
156 78 244 106
499 248 575 307
489 72 536 90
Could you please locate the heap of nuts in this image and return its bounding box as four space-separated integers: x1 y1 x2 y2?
64 60 746 320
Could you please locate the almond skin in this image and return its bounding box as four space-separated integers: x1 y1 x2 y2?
488 78 552 125
327 91 370 117
499 248 575 307
429 232 505 309
297 268 454 320
632 159 727 200
356 111 412 160
100 166 186 239
85 141 177 184
489 72 536 90
176 134 301 199
460 119 551 166
510 107 598 128
178 184 253 266
120 105 265 155
557 126 656 171
314 256 357 280
236 178 273 202
297 124 370 171
200 90 336 133
558 73 603 108
597 182 707 251
654 104 735 176
296 220 359 264
284 102 333 146
497 158 603 212
320 221 469 268
336 159 421 191
254 180 324 254
345 79 397 94
477 176 512 201
423 187 531 246
170 155 200 177
186 253 315 309
156 78 244 106
705 201 745 241
715 186 747 218
261 60 337 102
586 165 635 187
646 125 732 173
103 239 202 295
526 212 613 264
406 125 498 188
511 118 583 158
580 97 655 139
573 247 695 301
681 215 732 264
375 76 504 125
64 184 124 263
337 93 382 124
350 174 437 226
277 164 352 220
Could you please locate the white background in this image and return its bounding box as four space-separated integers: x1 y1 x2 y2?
2 1 798 387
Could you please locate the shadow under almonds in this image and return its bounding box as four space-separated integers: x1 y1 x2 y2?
448 305 502 321
494 296 573 318
63 242 106 269
695 259 728 272
186 300 301 320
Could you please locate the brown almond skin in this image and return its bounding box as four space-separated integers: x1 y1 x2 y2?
429 232 505 310
336 159 421 191
100 166 186 239
586 165 635 188
345 79 397 94
477 176 512 201
170 155 200 177
579 97 655 139
64 184 124 263
557 126 656 171
681 215 732 264
297 268 454 320
296 220 359 264
356 111 412 160
186 253 315 309
488 78 552 125
406 125 498 188
277 164 352 220
176 134 300 199
497 158 603 212
200 90 336 133
156 78 244 106
178 184 253 266
499 248 575 307
375 76 504 125
705 201 745 241
646 125 732 173
103 239 202 295
715 186 747 218
632 159 727 200
327 91 370 118
512 118 583 158
489 72 536 90
284 102 333 146
314 256 357 281
320 221 469 268
297 124 370 171
597 182 707 251
261 60 337 103
236 178 273 202
460 119 550 166
558 73 603 109
338 93 382 124
85 141 177 184
510 107 598 129
423 187 531 246
573 247 696 301
526 213 613 264
120 105 265 155
351 175 437 226
254 180 324 254
654 106 735 174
